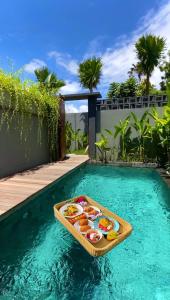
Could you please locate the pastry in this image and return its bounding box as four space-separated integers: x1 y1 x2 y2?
89 209 98 215
68 213 86 225
80 225 91 232
79 219 88 226
84 207 91 213
78 214 87 220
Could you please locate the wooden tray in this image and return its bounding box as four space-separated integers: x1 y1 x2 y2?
53 195 132 257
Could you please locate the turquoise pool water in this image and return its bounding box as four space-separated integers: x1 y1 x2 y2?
0 165 170 300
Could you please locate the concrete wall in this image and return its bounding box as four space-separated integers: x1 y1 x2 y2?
66 107 164 150
0 110 51 178
96 107 163 134
66 112 88 133
66 113 88 151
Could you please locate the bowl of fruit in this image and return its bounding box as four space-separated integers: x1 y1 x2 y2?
85 229 103 244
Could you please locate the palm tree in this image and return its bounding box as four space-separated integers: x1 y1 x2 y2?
34 67 65 93
78 57 102 92
46 72 65 92
135 35 166 95
34 67 50 85
128 63 143 82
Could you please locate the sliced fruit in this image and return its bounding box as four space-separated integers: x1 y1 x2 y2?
107 230 118 241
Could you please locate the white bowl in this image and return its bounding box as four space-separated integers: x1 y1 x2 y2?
85 229 103 244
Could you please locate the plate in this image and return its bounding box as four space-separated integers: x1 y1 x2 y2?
84 206 101 218
74 220 94 234
59 203 83 218
94 216 120 234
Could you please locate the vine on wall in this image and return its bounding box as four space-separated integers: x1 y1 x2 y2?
0 70 60 161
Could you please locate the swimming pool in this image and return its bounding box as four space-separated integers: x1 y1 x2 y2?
0 164 170 300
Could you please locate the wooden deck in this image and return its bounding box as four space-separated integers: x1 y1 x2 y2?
0 155 88 217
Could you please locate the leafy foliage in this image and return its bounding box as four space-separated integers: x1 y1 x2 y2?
159 50 170 91
35 67 65 93
135 34 166 95
167 79 170 105
107 82 120 98
128 63 143 81
65 121 88 152
78 57 102 92
149 107 170 164
0 69 60 160
131 111 150 160
95 107 170 165
107 77 139 98
114 116 131 160
95 134 110 163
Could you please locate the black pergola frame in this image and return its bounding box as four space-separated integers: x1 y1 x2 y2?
61 92 102 159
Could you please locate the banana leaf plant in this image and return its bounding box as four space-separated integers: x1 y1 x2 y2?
150 106 170 165
114 116 131 160
131 111 151 161
104 129 118 161
79 132 88 149
65 121 74 152
95 133 111 163
71 128 82 150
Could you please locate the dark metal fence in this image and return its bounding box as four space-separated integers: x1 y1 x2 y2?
96 95 167 110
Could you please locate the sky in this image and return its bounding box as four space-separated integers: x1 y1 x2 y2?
0 0 170 113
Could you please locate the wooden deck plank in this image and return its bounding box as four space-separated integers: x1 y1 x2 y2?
0 155 88 217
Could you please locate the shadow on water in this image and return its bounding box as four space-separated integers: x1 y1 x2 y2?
53 239 112 300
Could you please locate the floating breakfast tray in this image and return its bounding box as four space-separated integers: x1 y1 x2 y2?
53 195 132 257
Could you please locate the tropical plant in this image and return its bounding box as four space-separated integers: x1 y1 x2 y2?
135 34 166 95
107 77 138 98
34 67 50 85
107 82 120 98
78 57 102 92
167 79 170 105
120 77 138 97
71 128 82 150
131 111 151 161
159 50 170 91
79 132 88 149
95 134 110 163
128 63 143 81
150 106 170 165
35 67 65 94
65 122 88 152
114 116 131 160
104 129 118 161
94 107 170 165
0 69 59 160
65 121 74 152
